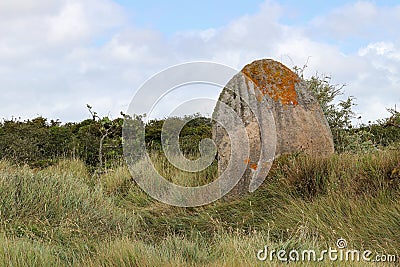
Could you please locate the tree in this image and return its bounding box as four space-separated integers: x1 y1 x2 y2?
86 105 122 174
384 108 400 129
368 107 400 147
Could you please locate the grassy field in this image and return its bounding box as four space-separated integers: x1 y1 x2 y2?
0 148 399 266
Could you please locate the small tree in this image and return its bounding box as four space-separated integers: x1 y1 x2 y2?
384 108 400 129
86 105 121 174
368 107 400 147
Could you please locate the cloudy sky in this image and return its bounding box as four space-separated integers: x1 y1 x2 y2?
1 0 399 123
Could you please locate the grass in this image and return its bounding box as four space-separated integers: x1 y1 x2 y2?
0 149 399 266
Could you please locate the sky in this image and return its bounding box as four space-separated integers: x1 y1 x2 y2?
0 0 399 123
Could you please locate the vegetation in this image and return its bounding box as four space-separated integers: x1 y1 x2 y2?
0 149 399 266
0 112 214 171
0 74 399 266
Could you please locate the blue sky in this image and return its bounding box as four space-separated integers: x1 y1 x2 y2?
115 0 365 32
115 0 265 33
0 0 399 123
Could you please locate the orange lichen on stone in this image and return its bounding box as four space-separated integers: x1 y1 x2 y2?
242 59 300 105
244 159 258 170
250 163 258 171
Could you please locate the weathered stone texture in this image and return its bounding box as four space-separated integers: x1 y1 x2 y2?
213 59 334 196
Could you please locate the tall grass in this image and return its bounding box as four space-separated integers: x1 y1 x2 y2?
0 149 398 266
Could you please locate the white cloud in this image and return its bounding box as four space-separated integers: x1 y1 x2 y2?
0 0 129 121
46 2 90 44
0 1 60 19
309 1 400 40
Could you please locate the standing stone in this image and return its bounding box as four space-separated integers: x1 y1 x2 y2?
212 59 334 196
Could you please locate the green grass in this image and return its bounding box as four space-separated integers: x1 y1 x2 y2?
0 149 399 266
